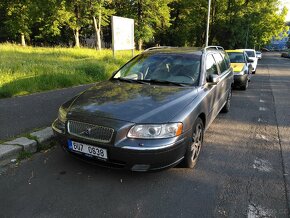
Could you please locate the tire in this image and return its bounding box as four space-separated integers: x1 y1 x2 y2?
183 118 204 168
241 78 248 90
221 88 232 113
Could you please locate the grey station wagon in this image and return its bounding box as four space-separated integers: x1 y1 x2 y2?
52 46 234 171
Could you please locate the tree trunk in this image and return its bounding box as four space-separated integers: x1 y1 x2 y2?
21 33 26 46
93 15 102 50
138 39 143 50
74 28 80 48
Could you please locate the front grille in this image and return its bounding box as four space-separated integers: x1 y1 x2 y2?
67 120 114 143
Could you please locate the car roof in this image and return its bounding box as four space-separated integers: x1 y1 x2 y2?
143 47 202 55
143 46 224 56
239 49 256 52
226 49 244 53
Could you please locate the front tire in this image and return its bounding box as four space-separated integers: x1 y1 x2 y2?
184 118 204 168
221 88 232 113
241 78 248 90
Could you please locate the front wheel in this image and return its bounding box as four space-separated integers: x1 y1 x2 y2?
221 88 232 113
241 78 248 90
183 118 204 168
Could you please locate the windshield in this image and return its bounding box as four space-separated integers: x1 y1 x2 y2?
113 53 201 86
228 52 246 63
245 50 255 57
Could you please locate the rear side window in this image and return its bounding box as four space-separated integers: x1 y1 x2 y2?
213 53 228 73
206 55 218 76
223 53 231 68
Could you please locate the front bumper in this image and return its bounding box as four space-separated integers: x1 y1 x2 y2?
52 120 189 172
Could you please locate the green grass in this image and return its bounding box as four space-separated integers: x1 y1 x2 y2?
0 43 138 98
17 150 33 161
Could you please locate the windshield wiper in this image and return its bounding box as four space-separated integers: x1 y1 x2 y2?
113 77 150 85
143 79 188 87
113 77 134 83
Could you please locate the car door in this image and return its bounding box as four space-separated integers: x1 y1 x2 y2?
213 52 233 110
203 53 222 125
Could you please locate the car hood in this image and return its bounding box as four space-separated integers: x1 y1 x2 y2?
67 81 198 123
230 63 245 72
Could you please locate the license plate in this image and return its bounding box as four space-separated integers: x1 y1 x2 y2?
68 140 108 159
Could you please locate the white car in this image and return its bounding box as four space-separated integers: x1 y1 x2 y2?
256 51 262 59
242 49 258 74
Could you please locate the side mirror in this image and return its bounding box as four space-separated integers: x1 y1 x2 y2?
207 74 220 84
247 59 254 63
248 64 253 72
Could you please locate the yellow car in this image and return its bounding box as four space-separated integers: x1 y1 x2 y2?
226 50 253 90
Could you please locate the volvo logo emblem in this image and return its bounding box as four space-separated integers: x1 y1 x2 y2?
83 128 92 136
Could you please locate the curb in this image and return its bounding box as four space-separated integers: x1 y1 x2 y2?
0 127 55 166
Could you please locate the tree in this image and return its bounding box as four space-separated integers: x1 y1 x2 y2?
113 0 172 50
5 0 34 46
208 0 288 49
87 0 114 50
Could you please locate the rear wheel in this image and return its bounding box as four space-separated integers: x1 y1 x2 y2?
184 118 204 168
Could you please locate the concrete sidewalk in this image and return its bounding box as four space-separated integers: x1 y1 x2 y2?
0 84 93 141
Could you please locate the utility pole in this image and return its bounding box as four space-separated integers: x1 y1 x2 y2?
205 0 211 47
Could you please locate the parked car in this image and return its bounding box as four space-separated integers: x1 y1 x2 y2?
256 51 262 59
262 48 270 52
281 50 290 58
242 49 258 74
52 46 234 171
226 49 253 90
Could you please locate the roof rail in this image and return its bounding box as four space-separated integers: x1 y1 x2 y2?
143 46 176 52
204 46 224 51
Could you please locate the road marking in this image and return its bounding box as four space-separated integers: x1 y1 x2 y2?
259 107 267 111
256 134 268 141
259 99 265 103
247 204 275 218
253 158 273 172
260 89 270 92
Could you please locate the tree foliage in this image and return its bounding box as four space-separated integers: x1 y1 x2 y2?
0 0 288 49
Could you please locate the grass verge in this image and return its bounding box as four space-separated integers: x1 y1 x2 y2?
0 43 138 98
17 151 33 161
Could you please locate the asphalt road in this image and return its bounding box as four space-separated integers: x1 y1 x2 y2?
0 52 290 217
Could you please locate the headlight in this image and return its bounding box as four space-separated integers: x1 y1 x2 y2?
58 106 67 123
127 123 183 139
